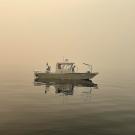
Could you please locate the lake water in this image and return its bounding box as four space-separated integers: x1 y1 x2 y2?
0 71 135 135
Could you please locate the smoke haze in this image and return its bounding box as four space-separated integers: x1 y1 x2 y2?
0 0 135 75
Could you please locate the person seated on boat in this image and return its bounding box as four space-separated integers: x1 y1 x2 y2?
48 65 51 72
72 65 76 72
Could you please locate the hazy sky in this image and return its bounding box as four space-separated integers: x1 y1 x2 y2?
0 0 135 73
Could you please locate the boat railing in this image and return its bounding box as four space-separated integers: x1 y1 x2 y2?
83 63 93 73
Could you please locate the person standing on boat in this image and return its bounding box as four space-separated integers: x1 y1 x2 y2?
46 62 51 72
46 62 48 71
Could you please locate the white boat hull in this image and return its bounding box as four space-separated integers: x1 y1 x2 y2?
34 72 98 81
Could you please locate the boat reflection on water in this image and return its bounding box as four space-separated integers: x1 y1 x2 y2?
34 79 98 96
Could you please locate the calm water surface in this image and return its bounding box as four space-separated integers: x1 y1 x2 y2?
0 71 135 135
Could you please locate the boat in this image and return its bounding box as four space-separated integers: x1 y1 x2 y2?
34 60 98 81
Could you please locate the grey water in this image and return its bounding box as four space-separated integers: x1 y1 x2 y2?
0 71 135 135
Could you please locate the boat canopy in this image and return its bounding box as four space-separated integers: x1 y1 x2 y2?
56 62 75 73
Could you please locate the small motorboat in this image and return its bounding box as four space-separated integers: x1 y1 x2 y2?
34 60 98 81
